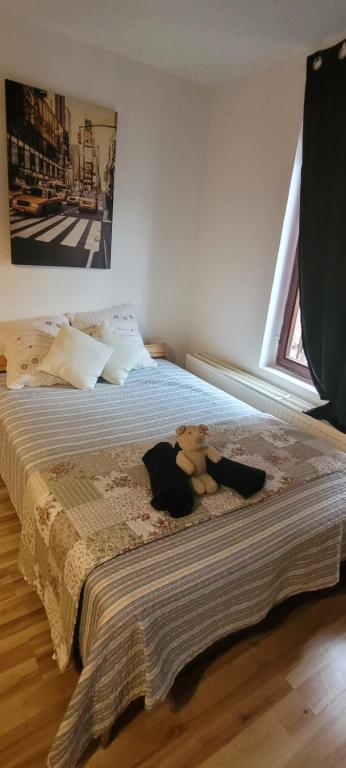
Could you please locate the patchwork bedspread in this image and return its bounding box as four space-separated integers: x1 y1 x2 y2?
1 362 346 768
18 414 346 671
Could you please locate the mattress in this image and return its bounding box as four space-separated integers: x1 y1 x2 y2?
1 361 346 768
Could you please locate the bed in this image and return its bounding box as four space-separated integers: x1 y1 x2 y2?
0 360 346 768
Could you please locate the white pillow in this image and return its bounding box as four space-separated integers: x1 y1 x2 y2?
68 303 138 333
5 331 65 389
114 332 157 370
93 321 144 385
38 326 113 390
121 333 157 370
0 314 69 357
68 303 157 370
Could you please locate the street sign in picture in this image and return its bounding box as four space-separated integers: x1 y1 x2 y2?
5 78 117 269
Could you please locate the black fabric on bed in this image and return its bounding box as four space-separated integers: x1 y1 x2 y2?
142 442 194 518
206 456 266 498
143 441 266 515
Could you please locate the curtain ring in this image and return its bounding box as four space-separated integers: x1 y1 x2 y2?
338 41 346 60
313 56 322 71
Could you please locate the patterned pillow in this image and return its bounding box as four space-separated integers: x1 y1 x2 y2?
5 331 66 389
68 304 157 370
0 314 69 357
67 303 138 333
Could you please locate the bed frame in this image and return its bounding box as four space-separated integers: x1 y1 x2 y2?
0 344 167 374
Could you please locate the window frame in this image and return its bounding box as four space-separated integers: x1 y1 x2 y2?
260 127 317 394
276 250 312 382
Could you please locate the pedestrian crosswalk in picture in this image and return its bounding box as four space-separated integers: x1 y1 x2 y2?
5 79 116 270
9 207 111 269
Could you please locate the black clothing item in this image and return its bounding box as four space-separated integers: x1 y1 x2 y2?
206 456 266 498
142 442 194 518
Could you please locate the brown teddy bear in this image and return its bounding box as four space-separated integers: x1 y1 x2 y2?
175 424 222 495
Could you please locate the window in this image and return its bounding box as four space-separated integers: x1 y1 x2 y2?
260 128 313 389
276 249 311 381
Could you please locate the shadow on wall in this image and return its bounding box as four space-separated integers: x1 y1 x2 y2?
143 94 208 366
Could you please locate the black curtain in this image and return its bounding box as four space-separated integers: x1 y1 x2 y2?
299 40 346 432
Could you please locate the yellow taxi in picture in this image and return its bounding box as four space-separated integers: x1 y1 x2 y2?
9 183 29 207
12 187 62 216
67 191 80 205
79 192 97 213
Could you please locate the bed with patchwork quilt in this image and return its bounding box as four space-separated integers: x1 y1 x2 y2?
0 361 346 768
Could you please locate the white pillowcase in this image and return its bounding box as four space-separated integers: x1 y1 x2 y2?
116 332 157 370
38 326 113 390
5 331 65 389
0 314 69 357
93 321 144 385
68 303 157 370
67 303 138 333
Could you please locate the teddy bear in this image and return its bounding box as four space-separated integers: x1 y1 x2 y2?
175 424 222 495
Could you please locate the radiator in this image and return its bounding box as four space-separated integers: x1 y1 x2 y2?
186 352 346 452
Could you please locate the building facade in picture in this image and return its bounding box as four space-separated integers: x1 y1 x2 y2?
5 79 117 269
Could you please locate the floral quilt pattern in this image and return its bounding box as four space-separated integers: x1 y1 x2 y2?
18 414 346 670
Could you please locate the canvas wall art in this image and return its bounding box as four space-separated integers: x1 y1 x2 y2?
5 78 117 269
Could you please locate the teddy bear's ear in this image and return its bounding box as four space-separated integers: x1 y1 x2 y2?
176 425 186 435
199 424 209 434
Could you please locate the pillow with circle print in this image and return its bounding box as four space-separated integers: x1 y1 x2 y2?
5 329 67 389
0 313 69 359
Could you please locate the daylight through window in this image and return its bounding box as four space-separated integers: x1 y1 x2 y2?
276 251 310 381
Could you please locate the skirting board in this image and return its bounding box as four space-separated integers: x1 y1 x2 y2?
186 353 346 453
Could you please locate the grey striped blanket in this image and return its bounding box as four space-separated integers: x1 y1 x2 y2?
1 362 346 768
0 361 252 519
18 416 346 672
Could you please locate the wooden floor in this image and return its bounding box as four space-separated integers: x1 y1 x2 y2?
1 478 346 768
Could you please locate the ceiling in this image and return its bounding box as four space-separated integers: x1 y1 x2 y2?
2 0 346 86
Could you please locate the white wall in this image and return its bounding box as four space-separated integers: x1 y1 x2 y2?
188 55 320 402
0 13 211 363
